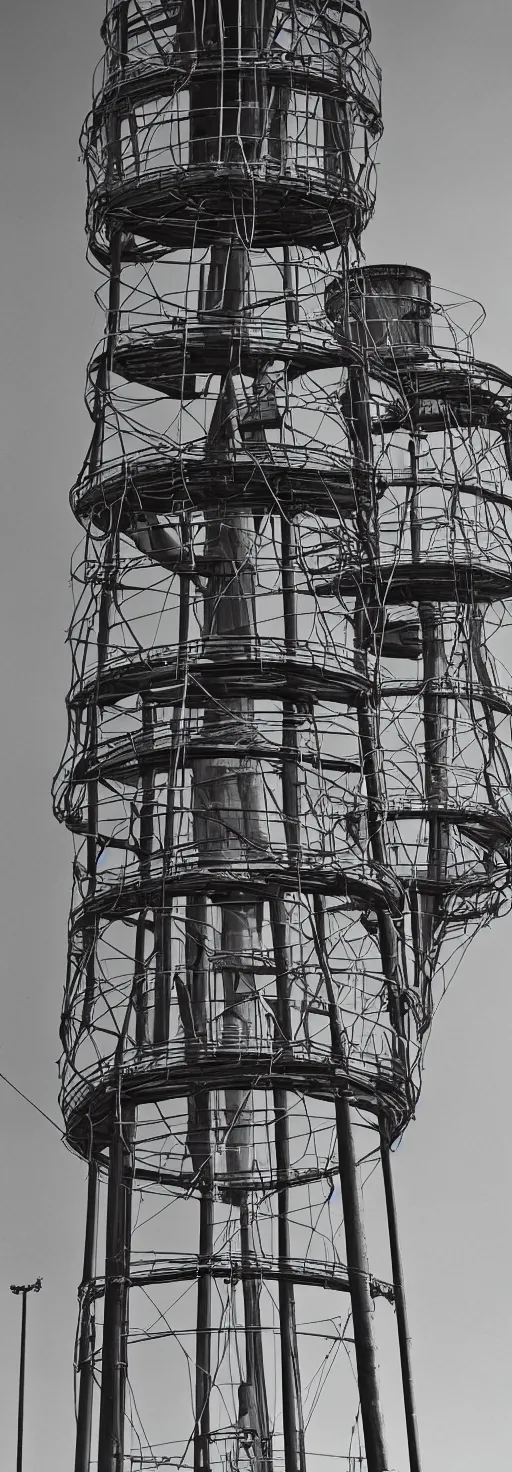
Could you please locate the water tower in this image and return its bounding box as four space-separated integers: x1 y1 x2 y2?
54 5 512 1471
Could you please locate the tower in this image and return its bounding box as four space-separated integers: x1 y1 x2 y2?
54 5 512 1471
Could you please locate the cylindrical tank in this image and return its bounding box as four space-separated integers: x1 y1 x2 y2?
326 263 432 355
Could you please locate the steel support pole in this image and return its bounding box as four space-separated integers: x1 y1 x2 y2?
240 1192 271 1467
380 1136 422 1472
270 901 306 1472
335 1093 388 1472
16 1290 27 1472
312 896 388 1472
10 1278 41 1472
273 1086 306 1472
98 1108 135 1472
75 1161 100 1472
194 1192 214 1472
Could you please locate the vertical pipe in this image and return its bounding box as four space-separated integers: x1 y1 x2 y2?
75 1162 100 1472
240 1193 271 1467
380 1136 422 1472
194 1192 214 1472
334 1096 388 1472
281 514 300 857
189 924 213 1472
154 519 191 1045
313 896 389 1472
409 436 449 985
240 1194 256 1389
282 246 299 329
98 1107 135 1472
273 1088 306 1472
87 229 122 488
274 529 305 1472
409 440 449 879
342 335 402 1026
16 1290 27 1472
82 229 122 1032
270 901 306 1472
134 699 155 1046
153 902 172 1047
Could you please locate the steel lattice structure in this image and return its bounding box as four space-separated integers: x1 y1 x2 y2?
54 4 512 1471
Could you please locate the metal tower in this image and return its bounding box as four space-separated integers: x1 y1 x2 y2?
54 4 512 1471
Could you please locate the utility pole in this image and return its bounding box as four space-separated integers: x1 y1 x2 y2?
10 1278 42 1472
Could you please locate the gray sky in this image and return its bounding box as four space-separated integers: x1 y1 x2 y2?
0 0 511 1467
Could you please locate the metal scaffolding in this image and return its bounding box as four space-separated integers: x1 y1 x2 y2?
54 4 512 1470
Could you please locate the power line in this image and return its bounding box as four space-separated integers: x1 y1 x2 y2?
0 1068 62 1135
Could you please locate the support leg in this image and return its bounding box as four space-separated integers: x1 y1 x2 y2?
75 1161 99 1472
98 1108 135 1472
381 1134 422 1472
194 1192 214 1472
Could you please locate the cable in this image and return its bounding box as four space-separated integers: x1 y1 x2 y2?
0 1068 62 1135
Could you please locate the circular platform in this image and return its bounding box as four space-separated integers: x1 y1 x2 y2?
85 24 381 258
382 804 512 901
69 728 361 787
61 1039 410 1156
98 0 375 65
87 163 375 257
91 49 382 123
72 847 401 926
108 317 360 397
66 809 512 922
70 638 369 710
380 674 512 718
371 356 512 436
316 557 512 605
89 1250 394 1303
387 802 512 846
73 446 356 527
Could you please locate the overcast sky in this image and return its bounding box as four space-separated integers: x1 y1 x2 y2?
0 1 511 1468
